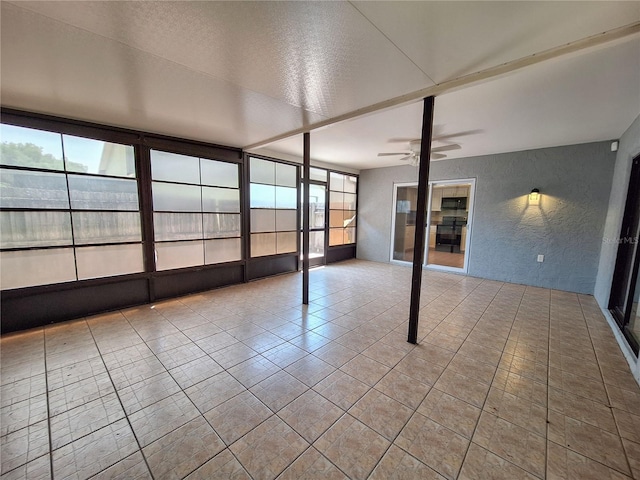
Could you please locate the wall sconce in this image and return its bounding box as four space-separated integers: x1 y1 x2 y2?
529 188 540 206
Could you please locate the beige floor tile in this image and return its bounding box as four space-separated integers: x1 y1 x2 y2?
602 366 640 392
492 369 548 406
128 391 200 447
109 356 166 391
361 340 412 367
418 388 481 439
311 322 350 341
261 343 307 369
612 408 640 443
498 353 548 383
46 358 107 393
547 410 630 475
395 412 469 480
549 368 609 405
52 419 138 480
606 384 640 416
0 420 49 475
117 371 181 415
250 370 308 412
143 416 225 480
473 411 546 478
169 355 224 389
0 452 51 480
184 371 246 414
289 331 332 353
0 394 48 437
548 386 617 434
484 387 547 436
278 390 343 443
277 447 348 480
622 437 640 479
315 414 389 480
100 343 154 371
374 369 430 409
447 354 498 385
313 370 370 410
433 369 490 408
227 356 280 388
459 443 539 480
230 415 308 480
194 331 239 355
204 390 272 445
284 355 336 387
547 440 631 480
334 331 378 353
348 389 413 441
369 444 445 480
184 448 251 480
312 342 358 368
340 354 390 387
209 342 258 369
89 451 151 479
155 343 207 370
394 352 447 386
50 392 124 449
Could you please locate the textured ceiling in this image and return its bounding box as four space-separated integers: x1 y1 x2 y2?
1 1 639 170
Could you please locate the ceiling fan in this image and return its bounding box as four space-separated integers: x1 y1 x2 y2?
378 129 482 165
377 140 461 166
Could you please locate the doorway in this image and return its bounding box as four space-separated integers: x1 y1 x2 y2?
426 180 475 273
391 184 419 262
608 154 640 355
304 182 327 267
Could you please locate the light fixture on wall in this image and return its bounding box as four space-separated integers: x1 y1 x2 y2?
529 188 540 206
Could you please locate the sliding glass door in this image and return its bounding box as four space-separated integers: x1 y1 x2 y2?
609 155 640 355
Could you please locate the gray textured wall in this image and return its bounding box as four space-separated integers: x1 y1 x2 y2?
358 141 616 294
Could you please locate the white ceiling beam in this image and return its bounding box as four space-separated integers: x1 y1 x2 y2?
244 21 640 151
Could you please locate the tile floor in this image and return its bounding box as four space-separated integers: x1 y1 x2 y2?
2 259 640 480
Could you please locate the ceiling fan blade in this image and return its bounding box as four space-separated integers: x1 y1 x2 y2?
431 153 447 160
387 137 419 143
399 155 413 162
377 152 410 157
432 129 483 141
431 144 461 153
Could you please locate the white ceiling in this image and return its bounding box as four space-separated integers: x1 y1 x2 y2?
1 1 639 171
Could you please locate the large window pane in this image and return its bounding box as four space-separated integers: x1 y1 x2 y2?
344 211 357 227
309 168 327 182
329 228 344 246
154 212 203 241
72 212 141 244
344 176 358 193
250 157 275 185
151 150 200 184
204 214 241 239
200 159 238 188
0 169 69 209
0 211 72 248
0 124 64 171
276 210 297 231
276 232 297 254
330 172 344 192
69 175 139 210
344 227 356 244
63 135 135 177
251 233 276 257
155 240 204 271
202 187 240 213
152 182 201 212
276 186 297 209
250 184 275 208
344 193 357 210
329 191 344 210
205 238 241 264
76 244 144 280
0 248 76 290
276 163 297 187
250 209 276 233
329 210 344 228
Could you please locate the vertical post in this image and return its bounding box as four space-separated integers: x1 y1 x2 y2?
302 132 310 304
408 96 435 344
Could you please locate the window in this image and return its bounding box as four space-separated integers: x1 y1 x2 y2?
328 172 357 246
0 124 143 289
151 150 241 270
249 157 298 257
